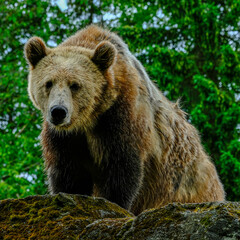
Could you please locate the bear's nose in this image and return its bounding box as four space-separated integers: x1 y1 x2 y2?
50 106 68 125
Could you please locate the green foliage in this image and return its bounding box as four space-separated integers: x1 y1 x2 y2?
115 0 240 200
0 0 239 200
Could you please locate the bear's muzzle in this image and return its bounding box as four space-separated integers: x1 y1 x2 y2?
50 105 68 126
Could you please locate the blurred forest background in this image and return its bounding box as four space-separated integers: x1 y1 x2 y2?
0 0 239 201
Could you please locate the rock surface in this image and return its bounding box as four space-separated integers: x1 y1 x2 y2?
0 193 239 239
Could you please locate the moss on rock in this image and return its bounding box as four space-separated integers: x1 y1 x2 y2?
0 194 239 239
0 193 132 239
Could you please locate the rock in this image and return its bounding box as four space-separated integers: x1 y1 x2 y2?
0 193 239 239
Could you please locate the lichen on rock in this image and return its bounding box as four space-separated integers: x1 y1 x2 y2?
0 193 132 239
0 194 239 239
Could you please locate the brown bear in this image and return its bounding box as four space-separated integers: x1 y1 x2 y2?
24 25 225 215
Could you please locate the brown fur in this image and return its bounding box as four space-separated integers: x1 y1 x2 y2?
24 25 225 215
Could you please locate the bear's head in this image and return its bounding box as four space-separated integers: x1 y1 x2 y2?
24 37 117 132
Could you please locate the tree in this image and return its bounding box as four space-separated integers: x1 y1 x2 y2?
0 0 239 200
0 0 69 198
113 0 240 200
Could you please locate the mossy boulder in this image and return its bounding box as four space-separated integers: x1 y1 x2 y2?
0 193 239 239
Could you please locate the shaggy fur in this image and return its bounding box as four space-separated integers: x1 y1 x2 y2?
24 25 225 215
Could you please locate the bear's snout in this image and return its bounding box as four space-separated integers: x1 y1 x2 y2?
50 105 68 126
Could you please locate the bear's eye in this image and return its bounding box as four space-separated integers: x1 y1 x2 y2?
46 81 53 90
70 83 80 92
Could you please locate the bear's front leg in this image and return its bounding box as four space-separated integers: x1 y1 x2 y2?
47 163 94 195
95 144 143 211
42 124 95 196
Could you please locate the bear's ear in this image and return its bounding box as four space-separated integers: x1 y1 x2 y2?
24 37 48 67
92 41 116 72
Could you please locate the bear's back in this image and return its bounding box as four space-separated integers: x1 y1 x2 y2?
60 25 163 105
